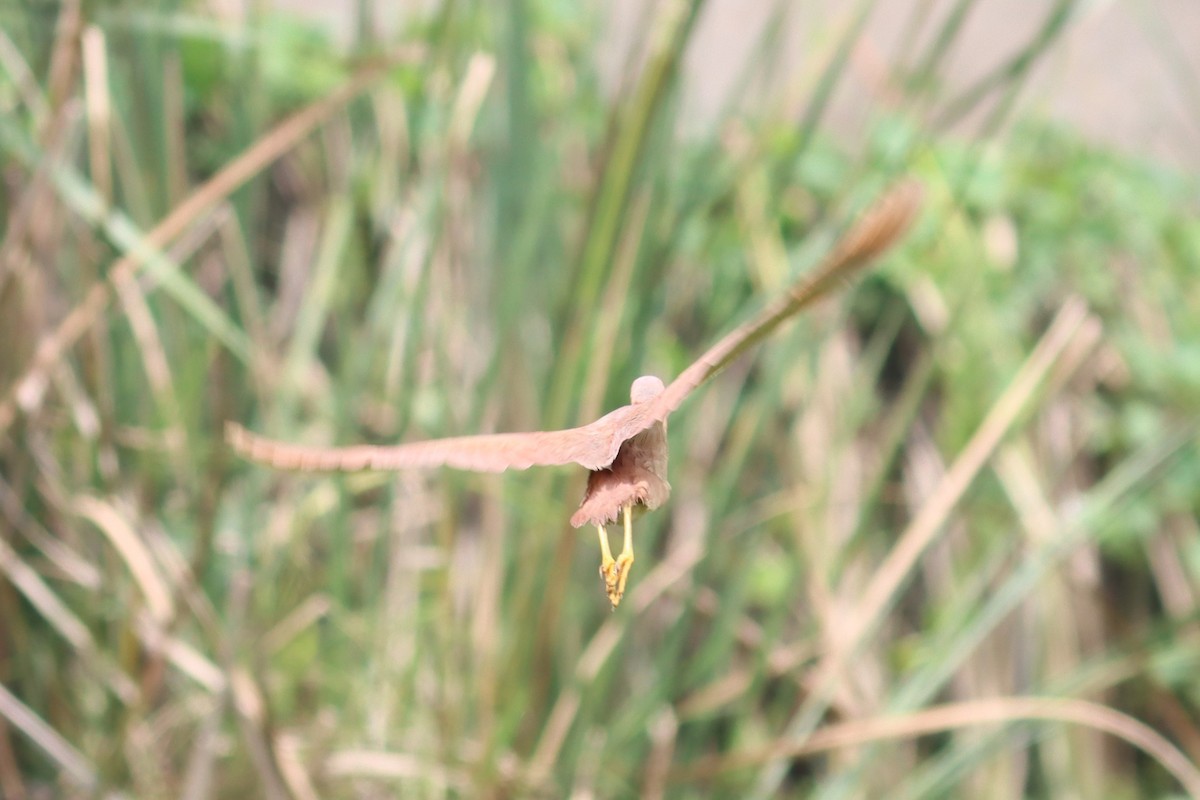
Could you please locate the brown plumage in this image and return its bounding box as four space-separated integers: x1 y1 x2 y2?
569 379 671 528
227 179 923 605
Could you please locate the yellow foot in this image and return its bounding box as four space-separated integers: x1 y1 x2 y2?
597 504 636 609
609 551 633 608
599 559 623 608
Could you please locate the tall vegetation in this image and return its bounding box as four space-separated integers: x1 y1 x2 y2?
1 1 1198 797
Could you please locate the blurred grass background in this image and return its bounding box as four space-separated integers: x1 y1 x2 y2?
2 0 1200 797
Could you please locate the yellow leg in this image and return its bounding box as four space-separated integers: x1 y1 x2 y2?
598 524 614 573
598 523 621 607
612 504 635 604
597 508 635 608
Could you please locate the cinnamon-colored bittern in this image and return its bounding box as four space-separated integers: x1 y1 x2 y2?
227 181 922 607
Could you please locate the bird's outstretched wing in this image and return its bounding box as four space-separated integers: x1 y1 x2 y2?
227 180 921 475
225 400 655 474
646 179 924 420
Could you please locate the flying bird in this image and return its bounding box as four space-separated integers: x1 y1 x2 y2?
227 180 923 607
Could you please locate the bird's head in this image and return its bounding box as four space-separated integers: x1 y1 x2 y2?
630 375 665 404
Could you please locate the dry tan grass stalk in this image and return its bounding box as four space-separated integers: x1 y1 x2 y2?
673 696 1200 798
132 616 225 694
0 29 47 119
262 593 333 655
275 732 320 800
0 682 96 791
217 208 272 392
996 443 1060 546
81 25 111 204
230 667 291 799
179 696 227 800
753 295 1096 790
163 53 189 206
837 296 1092 663
325 749 472 793
676 635 815 719
642 706 680 800
111 267 188 467
0 535 91 650
43 0 82 113
0 57 410 436
468 478 506 756
526 536 706 784
74 495 174 624
996 439 1105 793
0 475 99 587
1151 515 1200 620
0 721 23 800
448 52 497 151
